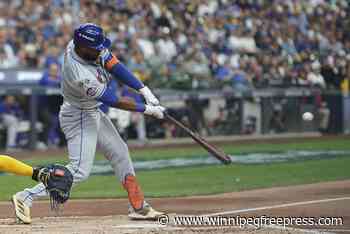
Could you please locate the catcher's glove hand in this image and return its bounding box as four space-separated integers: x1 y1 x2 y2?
32 164 73 210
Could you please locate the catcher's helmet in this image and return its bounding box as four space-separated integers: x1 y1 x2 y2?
73 23 111 51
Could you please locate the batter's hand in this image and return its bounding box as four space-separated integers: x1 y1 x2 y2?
98 49 113 67
139 86 160 106
144 105 166 119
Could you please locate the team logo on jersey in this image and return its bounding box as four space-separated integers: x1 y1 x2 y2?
86 87 98 97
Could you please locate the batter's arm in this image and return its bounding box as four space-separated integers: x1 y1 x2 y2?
99 50 144 90
97 87 165 119
99 50 160 106
97 84 145 112
111 97 146 112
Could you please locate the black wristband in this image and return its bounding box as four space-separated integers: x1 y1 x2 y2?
32 167 40 181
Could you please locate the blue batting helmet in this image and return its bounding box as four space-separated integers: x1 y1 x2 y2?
73 23 111 51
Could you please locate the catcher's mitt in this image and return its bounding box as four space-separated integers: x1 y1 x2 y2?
32 164 73 210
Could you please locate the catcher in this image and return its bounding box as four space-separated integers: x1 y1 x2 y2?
0 155 73 224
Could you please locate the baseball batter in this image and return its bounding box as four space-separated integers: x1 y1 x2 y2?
13 23 165 223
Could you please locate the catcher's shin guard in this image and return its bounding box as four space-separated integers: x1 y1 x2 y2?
12 194 31 224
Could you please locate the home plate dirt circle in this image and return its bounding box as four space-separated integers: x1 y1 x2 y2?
0 216 309 234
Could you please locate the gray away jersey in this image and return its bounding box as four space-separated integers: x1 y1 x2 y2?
61 40 111 109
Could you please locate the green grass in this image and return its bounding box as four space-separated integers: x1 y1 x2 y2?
1 138 349 200
1 156 349 200
61 156 350 198
23 138 350 166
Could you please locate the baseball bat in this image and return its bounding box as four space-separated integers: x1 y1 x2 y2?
164 112 232 165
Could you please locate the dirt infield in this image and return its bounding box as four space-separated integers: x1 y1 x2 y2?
0 180 349 234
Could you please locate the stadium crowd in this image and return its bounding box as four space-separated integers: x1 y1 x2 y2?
0 0 347 149
0 0 349 91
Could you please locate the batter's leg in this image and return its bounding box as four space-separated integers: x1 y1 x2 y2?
97 111 144 208
62 110 100 184
97 111 164 219
97 111 135 182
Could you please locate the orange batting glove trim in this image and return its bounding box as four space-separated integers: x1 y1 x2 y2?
123 174 144 210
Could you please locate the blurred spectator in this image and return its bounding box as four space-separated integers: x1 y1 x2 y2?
38 63 62 148
307 62 326 89
41 46 61 68
183 49 211 88
321 57 339 89
341 62 350 96
40 63 61 87
185 97 210 136
318 102 330 134
121 86 147 143
269 106 286 133
0 0 349 91
155 32 177 63
0 96 23 152
127 50 150 82
213 59 233 81
0 27 18 68
231 70 251 92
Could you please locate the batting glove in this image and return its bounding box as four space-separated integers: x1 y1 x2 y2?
144 105 166 119
98 49 113 67
139 86 160 106
32 167 50 184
